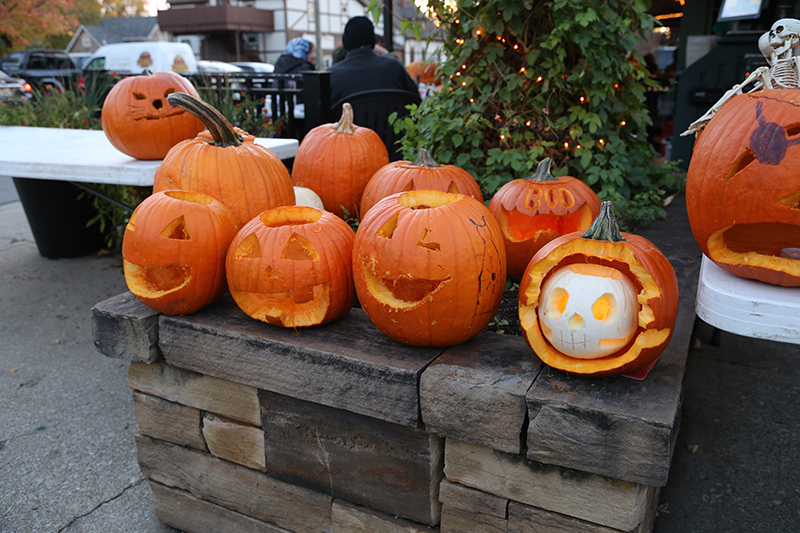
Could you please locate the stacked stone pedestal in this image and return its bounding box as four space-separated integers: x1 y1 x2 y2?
93 254 697 533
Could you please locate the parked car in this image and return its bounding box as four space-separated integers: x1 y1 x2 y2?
83 42 199 77
197 60 243 73
0 49 81 94
230 61 275 73
0 70 32 101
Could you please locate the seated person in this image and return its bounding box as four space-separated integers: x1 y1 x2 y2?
274 38 316 74
328 16 418 104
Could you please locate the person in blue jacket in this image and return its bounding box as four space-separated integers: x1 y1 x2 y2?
274 38 316 74
328 16 418 104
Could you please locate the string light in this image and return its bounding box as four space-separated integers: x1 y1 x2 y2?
620 120 627 126
579 96 586 104
519 67 526 74
536 76 543 82
564 142 570 149
599 139 606 146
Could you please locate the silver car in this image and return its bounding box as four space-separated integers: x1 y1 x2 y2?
0 69 32 101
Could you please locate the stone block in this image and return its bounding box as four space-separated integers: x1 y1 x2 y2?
420 332 542 454
331 500 433 533
202 412 265 471
159 296 443 427
260 389 443 526
137 435 331 533
92 291 160 363
441 505 507 533
438 479 508 519
132 391 206 451
128 360 260 426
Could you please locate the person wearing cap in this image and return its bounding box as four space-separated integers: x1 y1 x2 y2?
274 38 316 74
328 16 418 104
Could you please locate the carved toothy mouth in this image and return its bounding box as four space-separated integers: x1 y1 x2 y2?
708 222 800 275
123 261 192 297
362 265 451 309
230 282 331 327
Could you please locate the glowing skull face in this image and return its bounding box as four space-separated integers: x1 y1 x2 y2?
537 263 639 359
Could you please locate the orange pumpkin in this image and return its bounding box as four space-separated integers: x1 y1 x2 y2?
226 206 356 327
122 190 239 315
406 60 441 85
360 148 483 216
519 201 678 377
686 89 800 286
488 158 601 282
153 92 295 227
354 190 506 347
101 71 204 160
291 103 389 219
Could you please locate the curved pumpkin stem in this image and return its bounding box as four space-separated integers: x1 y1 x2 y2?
167 92 243 148
526 158 559 182
582 201 626 242
335 103 356 135
413 148 441 167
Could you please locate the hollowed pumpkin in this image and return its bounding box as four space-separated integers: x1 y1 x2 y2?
354 190 506 347
686 89 800 286
122 190 239 315
519 202 678 377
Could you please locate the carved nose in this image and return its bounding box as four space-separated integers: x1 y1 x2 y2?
567 313 584 330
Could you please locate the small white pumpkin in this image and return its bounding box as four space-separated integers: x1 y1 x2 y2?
293 186 325 209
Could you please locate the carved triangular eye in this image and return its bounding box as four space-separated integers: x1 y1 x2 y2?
418 228 441 251
282 233 319 261
402 180 415 192
233 233 262 259
778 188 800 211
378 213 399 239
447 181 459 194
161 216 191 240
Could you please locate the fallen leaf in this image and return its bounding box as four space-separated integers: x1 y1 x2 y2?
687 444 699 454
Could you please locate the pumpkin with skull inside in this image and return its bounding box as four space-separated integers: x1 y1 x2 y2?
359 148 483 216
226 206 356 328
354 190 506 347
519 202 678 377
102 71 204 160
153 92 295 227
488 158 601 282
686 89 800 286
123 190 239 315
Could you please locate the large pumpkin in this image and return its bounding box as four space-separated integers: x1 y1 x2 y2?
226 206 356 327
488 158 601 282
406 60 441 85
354 190 506 347
519 202 678 377
360 148 483 216
122 190 239 315
686 89 800 286
291 103 389 219
153 92 295 227
101 71 204 160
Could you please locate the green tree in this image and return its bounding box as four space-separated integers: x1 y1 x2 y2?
0 0 78 53
100 0 146 18
375 0 683 227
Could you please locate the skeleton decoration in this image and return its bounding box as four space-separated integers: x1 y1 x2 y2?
682 18 800 136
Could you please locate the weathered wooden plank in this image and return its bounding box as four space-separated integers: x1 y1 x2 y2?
420 332 542 454
158 296 443 427
128 360 260 426
202 412 265 471
331 500 433 533
441 505 507 533
137 435 332 533
438 479 508 519
525 260 700 487
443 439 649 532
149 482 292 533
260 389 444 526
132 391 206 451
92 291 160 363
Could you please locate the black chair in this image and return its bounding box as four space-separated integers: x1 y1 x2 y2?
331 89 422 161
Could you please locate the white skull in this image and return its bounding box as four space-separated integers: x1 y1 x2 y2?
767 19 800 56
537 263 639 359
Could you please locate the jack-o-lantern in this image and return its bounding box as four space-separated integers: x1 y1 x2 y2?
360 148 483 216
519 202 678 377
354 190 506 347
153 92 295 227
686 89 800 286
406 61 441 85
101 71 205 160
226 206 356 327
122 190 239 315
488 158 601 282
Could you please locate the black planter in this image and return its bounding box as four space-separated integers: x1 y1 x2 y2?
13 178 106 259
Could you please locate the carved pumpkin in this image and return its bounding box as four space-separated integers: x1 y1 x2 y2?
153 92 295 227
354 190 506 347
406 60 441 85
122 190 239 315
488 158 601 282
686 89 800 286
360 148 483 216
291 103 389 219
226 206 356 327
101 71 204 160
519 202 678 377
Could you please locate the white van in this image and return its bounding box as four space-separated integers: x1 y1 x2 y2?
83 42 199 75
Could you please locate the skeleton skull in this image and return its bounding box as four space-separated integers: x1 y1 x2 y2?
766 19 800 58
537 263 639 359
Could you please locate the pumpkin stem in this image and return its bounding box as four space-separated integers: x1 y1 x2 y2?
526 158 559 182
413 148 441 167
581 201 626 242
166 92 243 148
335 103 356 134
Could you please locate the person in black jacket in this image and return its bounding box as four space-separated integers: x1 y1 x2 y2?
274 38 316 74
328 16 418 104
